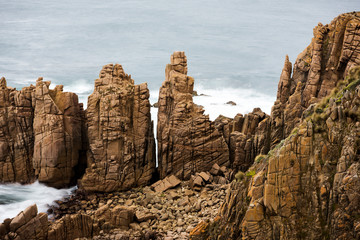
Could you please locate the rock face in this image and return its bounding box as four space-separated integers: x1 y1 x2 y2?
215 108 270 172
201 12 360 240
0 204 49 240
157 52 230 180
33 78 84 188
271 12 360 147
0 77 35 183
80 64 156 192
0 77 85 187
48 214 100 240
0 204 101 240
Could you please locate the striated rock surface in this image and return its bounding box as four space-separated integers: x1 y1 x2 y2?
48 214 100 240
0 77 85 187
157 51 230 180
80 64 156 192
215 108 270 172
202 56 360 240
0 77 35 183
33 78 84 188
271 12 360 147
0 204 48 240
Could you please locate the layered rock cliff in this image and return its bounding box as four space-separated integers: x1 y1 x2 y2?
80 64 156 192
191 12 360 240
215 108 271 172
157 52 230 179
271 12 360 147
33 78 84 188
0 77 85 187
0 77 35 183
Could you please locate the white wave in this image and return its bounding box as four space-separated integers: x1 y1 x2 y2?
193 86 275 121
0 181 76 223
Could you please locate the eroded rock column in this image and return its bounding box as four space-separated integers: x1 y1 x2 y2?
157 52 229 180
33 78 83 188
0 77 35 183
80 64 155 192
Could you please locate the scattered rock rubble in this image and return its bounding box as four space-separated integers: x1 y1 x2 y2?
47 164 232 240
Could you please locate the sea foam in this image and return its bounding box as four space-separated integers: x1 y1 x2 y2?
0 181 76 223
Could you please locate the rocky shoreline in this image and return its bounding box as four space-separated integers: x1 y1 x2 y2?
48 165 232 240
1 11 360 240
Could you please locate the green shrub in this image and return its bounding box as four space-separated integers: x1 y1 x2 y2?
255 154 266 163
246 169 256 177
235 171 245 181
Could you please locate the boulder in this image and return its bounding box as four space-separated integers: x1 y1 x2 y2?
209 163 221 176
189 175 204 191
135 211 157 222
95 204 134 228
9 204 38 232
151 174 181 192
199 172 210 182
1 204 48 240
48 213 100 240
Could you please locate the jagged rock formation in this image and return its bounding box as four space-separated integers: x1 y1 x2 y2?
0 77 85 187
271 12 360 147
157 51 229 180
0 204 101 240
48 214 100 240
33 78 84 188
0 77 35 183
194 12 360 240
0 204 48 240
80 64 156 192
215 108 270 172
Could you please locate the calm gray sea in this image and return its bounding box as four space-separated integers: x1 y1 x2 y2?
1 0 359 108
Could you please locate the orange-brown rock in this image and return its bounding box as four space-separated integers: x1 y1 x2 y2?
271 12 360 147
0 204 48 240
80 64 156 192
48 214 100 240
95 204 134 228
215 108 270 172
157 52 229 180
33 78 84 188
0 77 35 183
208 62 360 240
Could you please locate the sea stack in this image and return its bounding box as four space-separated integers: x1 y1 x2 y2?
157 51 230 180
80 63 156 192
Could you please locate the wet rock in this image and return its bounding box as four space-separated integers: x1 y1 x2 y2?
226 101 236 106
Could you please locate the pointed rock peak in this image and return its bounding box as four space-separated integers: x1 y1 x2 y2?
0 77 7 88
170 51 188 75
99 63 125 79
284 54 289 64
283 55 292 69
54 85 64 92
96 63 133 89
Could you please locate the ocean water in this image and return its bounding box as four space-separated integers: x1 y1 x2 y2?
0 0 359 222
0 181 75 222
